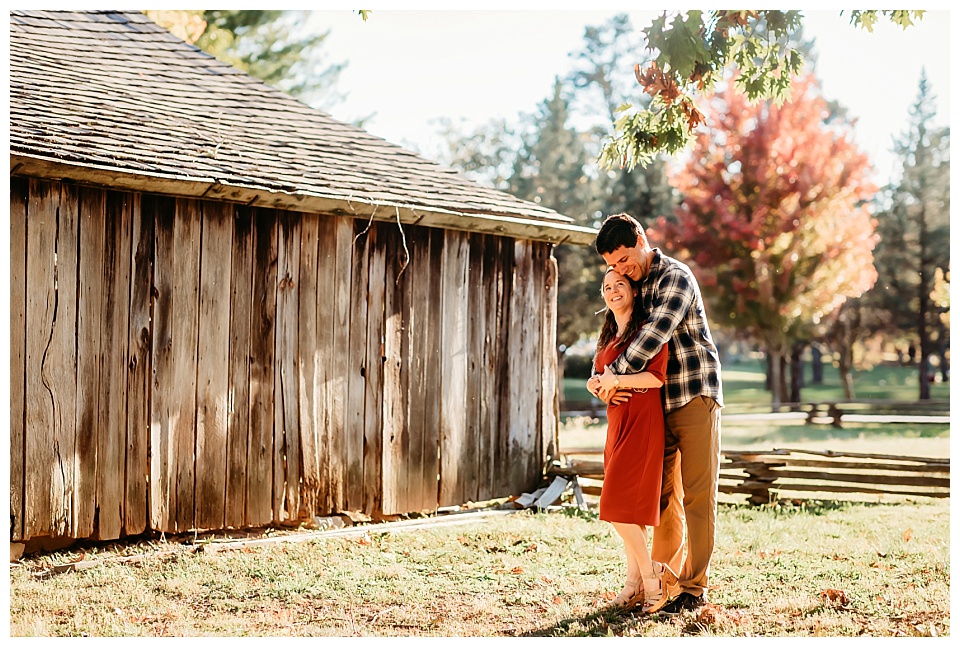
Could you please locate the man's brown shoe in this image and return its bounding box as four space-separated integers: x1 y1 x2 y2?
660 592 705 615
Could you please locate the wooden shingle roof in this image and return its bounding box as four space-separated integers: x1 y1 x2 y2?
9 9 596 245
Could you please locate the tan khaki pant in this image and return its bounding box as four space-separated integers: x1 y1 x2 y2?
651 395 721 598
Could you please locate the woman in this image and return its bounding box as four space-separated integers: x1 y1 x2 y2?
586 268 673 614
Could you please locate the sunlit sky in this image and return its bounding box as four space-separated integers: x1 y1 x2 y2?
309 6 951 188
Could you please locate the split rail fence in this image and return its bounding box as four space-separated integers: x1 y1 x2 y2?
551 447 950 505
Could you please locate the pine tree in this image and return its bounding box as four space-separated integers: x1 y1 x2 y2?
869 71 950 399
509 80 603 349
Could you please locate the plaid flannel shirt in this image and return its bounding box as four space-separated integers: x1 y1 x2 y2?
608 249 723 414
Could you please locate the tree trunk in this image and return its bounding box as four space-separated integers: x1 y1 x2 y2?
919 354 931 399
766 347 788 406
789 342 804 404
834 308 856 400
837 346 855 400
811 344 824 384
779 355 788 404
764 352 773 392
938 335 949 382
918 201 931 400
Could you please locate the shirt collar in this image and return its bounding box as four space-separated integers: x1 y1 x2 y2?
643 248 663 283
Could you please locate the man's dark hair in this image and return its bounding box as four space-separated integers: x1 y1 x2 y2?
595 213 646 255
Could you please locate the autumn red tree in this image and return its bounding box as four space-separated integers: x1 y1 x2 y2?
652 74 879 404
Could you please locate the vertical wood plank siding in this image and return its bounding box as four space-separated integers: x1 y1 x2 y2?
246 210 278 528
170 199 202 534
22 178 54 539
195 202 232 530
98 191 133 539
75 187 106 538
125 193 152 536
10 176 28 541
225 206 253 528
438 230 470 507
345 221 371 511
361 227 387 515
9 179 560 541
274 213 301 522
297 213 322 519
328 218 354 512
540 255 561 463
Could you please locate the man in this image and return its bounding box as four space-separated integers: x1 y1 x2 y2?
591 213 723 614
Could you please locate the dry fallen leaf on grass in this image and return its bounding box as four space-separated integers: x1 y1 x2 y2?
820 588 850 606
695 605 720 624
511 566 524 574
552 596 563 605
695 604 744 626
902 528 913 542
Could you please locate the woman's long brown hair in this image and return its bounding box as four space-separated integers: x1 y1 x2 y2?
594 271 646 363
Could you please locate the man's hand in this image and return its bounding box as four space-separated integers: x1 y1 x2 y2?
597 387 632 406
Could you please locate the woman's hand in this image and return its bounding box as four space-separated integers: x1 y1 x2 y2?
586 375 602 398
590 369 632 406
598 365 619 393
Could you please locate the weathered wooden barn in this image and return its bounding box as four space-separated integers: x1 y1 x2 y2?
9 10 596 546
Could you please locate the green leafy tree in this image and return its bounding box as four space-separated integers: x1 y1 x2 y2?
868 71 950 399
654 74 879 404
146 10 346 110
600 9 925 171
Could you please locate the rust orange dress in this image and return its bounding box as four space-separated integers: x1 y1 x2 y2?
595 333 668 526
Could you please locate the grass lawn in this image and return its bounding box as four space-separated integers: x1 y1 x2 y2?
9 498 948 637
10 359 950 637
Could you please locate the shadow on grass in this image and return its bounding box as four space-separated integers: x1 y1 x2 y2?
519 603 679 637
